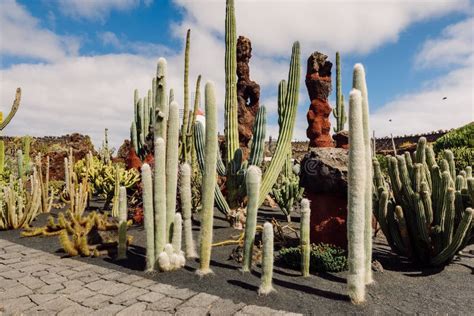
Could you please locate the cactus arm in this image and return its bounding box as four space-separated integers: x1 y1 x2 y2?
224 0 239 164
166 101 180 241
431 208 473 266
258 42 300 207
258 222 275 295
0 88 21 131
300 199 311 277
197 82 218 276
242 166 262 272
216 148 227 176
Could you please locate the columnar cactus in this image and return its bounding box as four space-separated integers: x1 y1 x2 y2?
300 198 311 277
248 106 266 167
166 101 180 241
0 88 21 131
155 58 168 140
197 82 218 276
117 186 128 260
142 163 155 271
347 88 367 304
224 0 239 165
180 163 197 258
154 138 167 257
373 136 474 266
181 29 191 163
242 166 262 272
352 63 373 284
258 222 275 295
333 52 347 133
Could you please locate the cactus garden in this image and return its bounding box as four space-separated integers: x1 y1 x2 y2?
0 0 473 314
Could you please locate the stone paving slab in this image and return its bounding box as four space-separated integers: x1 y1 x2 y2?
0 239 300 315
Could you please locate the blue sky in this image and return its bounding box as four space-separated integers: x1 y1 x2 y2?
0 0 472 148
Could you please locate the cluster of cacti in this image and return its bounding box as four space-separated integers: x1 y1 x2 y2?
74 153 139 211
272 160 304 223
158 213 186 271
300 199 311 277
373 136 473 266
0 145 53 230
333 52 347 133
22 210 131 257
61 149 89 217
190 0 300 224
347 64 373 304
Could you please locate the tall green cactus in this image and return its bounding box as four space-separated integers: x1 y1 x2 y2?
224 0 239 165
197 81 218 276
373 136 474 266
258 222 275 295
257 42 300 207
347 88 366 304
242 166 262 272
181 29 191 163
333 52 347 133
248 106 266 167
300 199 311 277
0 88 21 131
352 63 373 285
166 101 180 241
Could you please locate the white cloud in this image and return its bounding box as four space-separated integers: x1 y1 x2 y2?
0 0 79 62
372 17 473 137
57 0 153 21
173 0 469 57
98 31 172 56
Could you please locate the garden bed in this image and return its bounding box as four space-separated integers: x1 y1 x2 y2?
1 204 473 314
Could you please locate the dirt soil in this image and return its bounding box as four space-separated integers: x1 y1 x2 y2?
1 203 473 315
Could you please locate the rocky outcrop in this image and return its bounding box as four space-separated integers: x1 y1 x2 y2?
237 36 260 159
305 52 334 148
333 130 349 149
300 147 348 248
0 133 95 180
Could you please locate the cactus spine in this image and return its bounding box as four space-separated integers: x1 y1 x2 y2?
347 88 366 304
180 163 197 258
154 138 167 258
333 52 347 133
258 222 275 295
352 63 373 285
166 101 180 241
197 82 218 276
0 88 21 131
300 199 311 277
117 186 128 260
242 166 262 272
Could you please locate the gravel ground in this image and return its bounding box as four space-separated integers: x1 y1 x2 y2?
1 205 473 315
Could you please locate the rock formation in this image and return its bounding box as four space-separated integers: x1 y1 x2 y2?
300 147 348 248
237 36 260 158
305 52 334 148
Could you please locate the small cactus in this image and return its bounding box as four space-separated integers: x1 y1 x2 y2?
258 222 275 295
300 199 311 277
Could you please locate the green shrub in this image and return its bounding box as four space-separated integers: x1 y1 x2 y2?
277 243 347 273
433 123 473 151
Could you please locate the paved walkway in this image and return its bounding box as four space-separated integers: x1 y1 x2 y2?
0 239 300 315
